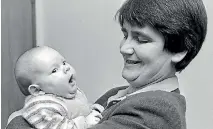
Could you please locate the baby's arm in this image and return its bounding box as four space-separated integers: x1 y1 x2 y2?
22 94 87 129
22 97 104 129
22 107 103 129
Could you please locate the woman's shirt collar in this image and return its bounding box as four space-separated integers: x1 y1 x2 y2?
107 76 179 105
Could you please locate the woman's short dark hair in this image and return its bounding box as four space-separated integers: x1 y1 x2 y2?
116 0 207 71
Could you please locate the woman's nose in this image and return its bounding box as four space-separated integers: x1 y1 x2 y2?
120 41 134 55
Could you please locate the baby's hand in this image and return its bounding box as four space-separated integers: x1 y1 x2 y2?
86 110 103 128
86 103 104 128
91 103 104 114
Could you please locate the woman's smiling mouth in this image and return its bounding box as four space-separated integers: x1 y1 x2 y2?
126 59 142 65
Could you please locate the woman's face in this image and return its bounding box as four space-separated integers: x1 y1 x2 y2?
120 21 175 88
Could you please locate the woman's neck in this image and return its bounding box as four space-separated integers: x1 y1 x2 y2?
127 74 177 94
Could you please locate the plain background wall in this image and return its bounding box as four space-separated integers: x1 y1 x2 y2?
35 0 127 101
1 0 35 128
35 0 213 129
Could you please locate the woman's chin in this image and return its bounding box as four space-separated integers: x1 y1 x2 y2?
122 70 138 82
122 72 149 88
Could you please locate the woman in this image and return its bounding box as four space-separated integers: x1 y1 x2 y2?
7 0 207 129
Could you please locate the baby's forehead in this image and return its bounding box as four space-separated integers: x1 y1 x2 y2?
18 47 57 67
20 47 68 71
37 49 65 61
29 47 63 61
33 47 56 55
32 48 67 67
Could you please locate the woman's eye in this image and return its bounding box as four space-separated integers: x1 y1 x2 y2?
63 61 66 65
52 68 58 73
135 37 149 43
139 40 149 43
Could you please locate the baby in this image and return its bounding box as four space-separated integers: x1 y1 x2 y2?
7 46 104 129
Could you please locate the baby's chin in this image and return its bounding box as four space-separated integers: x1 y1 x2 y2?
63 92 77 99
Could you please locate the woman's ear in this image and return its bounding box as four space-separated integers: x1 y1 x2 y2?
28 84 45 96
171 51 187 63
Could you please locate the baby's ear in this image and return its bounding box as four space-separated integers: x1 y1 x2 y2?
28 84 45 96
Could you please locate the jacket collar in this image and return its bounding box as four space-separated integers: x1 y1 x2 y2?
107 76 179 104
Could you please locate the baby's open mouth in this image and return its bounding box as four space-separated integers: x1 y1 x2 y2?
69 75 73 83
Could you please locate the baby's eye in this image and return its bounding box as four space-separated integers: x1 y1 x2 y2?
63 61 66 65
52 68 58 73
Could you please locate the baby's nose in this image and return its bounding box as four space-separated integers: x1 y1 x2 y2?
64 66 70 73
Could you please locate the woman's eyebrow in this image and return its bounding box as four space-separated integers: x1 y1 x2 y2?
132 31 152 40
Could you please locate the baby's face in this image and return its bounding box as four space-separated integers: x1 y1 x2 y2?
33 48 77 99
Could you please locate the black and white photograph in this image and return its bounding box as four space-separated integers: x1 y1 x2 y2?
2 0 213 129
